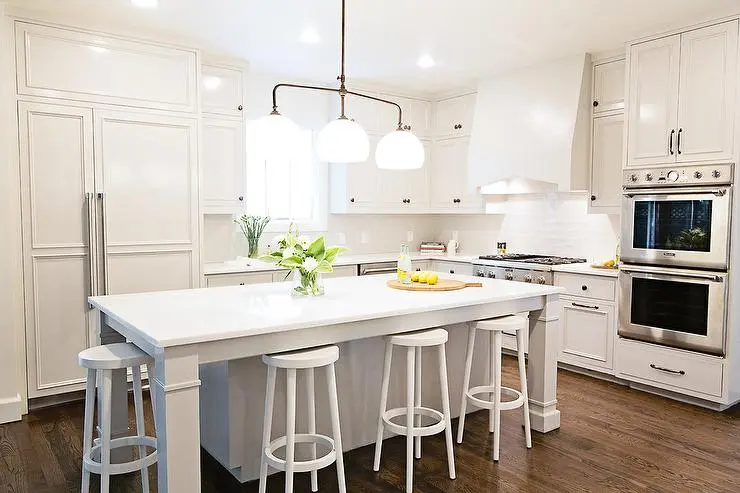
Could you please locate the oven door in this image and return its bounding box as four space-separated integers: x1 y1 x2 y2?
618 265 727 355
621 186 732 270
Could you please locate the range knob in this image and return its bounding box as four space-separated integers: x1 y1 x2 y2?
523 274 533 283
694 171 703 179
486 272 496 278
630 174 639 182
536 276 547 285
476 269 485 277
505 272 514 281
645 173 654 181
666 170 679 182
712 170 721 179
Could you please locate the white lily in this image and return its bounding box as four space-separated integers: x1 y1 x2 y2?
282 246 295 259
303 257 319 272
297 235 311 249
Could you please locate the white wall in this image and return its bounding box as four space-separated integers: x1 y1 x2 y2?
0 7 25 422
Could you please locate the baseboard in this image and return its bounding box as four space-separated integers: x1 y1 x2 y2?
0 393 23 423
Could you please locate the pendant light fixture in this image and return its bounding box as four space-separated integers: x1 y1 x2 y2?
263 0 424 169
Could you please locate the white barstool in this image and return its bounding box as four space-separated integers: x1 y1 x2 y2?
373 328 456 493
259 345 346 493
457 315 532 461
78 343 157 493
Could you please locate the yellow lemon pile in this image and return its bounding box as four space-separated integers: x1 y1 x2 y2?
411 271 439 285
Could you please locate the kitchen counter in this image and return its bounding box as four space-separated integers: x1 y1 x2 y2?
204 252 480 276
551 263 620 278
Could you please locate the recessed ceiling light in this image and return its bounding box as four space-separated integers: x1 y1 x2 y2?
300 27 321 44
417 54 435 69
131 0 158 9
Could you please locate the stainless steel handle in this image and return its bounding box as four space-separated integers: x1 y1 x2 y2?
85 193 95 309
360 267 397 275
621 266 724 283
572 302 599 310
98 192 108 294
650 363 685 376
624 187 728 197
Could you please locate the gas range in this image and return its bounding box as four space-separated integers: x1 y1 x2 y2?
474 254 587 285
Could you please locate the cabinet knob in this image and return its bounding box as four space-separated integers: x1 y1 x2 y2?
590 195 596 201
458 123 462 129
582 285 588 291
449 269 455 274
238 196 244 201
592 100 599 107
237 105 243 111
350 197 355 203
239 282 245 286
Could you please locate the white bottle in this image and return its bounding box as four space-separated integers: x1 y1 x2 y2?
397 244 412 284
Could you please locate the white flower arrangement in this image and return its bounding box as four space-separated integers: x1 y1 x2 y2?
261 225 347 296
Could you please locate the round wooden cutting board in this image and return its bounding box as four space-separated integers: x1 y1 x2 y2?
387 279 483 292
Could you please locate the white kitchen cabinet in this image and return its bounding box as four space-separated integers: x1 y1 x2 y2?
375 140 430 211
325 264 358 278
592 59 625 113
15 22 197 112
345 93 398 135
411 260 430 272
430 260 473 276
400 97 432 137
434 93 476 138
201 63 245 117
626 20 738 167
430 137 484 212
590 113 624 212
329 135 380 213
202 117 246 214
560 297 615 372
206 271 275 287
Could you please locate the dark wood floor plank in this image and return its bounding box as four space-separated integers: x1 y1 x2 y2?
1 356 739 492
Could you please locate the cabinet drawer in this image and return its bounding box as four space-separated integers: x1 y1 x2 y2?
325 265 357 278
206 272 274 287
616 338 723 397
431 260 473 276
555 273 616 301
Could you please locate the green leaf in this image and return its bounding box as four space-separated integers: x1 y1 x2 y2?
259 254 280 263
323 246 348 264
315 260 334 274
307 236 325 259
279 256 303 268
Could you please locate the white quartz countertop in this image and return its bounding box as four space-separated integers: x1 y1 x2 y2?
204 253 480 275
550 263 619 278
89 274 562 348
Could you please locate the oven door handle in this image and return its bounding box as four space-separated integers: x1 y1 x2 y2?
623 187 728 198
621 266 725 283
360 267 398 275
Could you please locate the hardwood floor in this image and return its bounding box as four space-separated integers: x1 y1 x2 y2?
1 357 739 492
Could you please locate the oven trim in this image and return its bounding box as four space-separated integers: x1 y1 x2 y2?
618 265 728 356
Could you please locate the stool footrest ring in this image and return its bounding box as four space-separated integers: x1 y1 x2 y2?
466 385 524 411
83 435 157 475
382 406 445 437
264 433 337 473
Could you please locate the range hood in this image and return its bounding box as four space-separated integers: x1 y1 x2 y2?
468 54 592 195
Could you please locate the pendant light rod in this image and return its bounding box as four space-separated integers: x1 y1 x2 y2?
269 0 404 130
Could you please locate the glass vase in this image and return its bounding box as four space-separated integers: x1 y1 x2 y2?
292 270 325 297
247 237 260 258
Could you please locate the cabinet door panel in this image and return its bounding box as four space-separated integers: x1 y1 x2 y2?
202 118 245 213
107 251 193 294
434 94 475 137
345 135 379 206
627 35 680 166
591 114 624 210
593 59 625 113
677 21 738 163
561 300 615 370
403 98 432 137
202 64 244 117
431 137 481 211
206 272 275 287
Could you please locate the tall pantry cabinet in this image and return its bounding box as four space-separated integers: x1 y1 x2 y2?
15 22 201 398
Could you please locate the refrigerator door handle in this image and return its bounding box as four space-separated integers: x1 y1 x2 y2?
97 192 108 295
86 193 96 309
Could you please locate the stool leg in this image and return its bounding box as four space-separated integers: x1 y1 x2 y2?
406 346 415 492
99 369 113 493
488 330 495 433
285 368 297 493
373 340 392 472
516 329 532 449
306 367 318 492
259 365 277 493
326 363 346 493
81 368 96 493
438 344 456 480
414 346 422 460
492 332 503 462
132 365 150 493
456 325 476 443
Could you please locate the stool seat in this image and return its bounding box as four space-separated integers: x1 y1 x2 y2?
262 345 339 369
389 328 448 347
78 343 151 370
474 315 527 331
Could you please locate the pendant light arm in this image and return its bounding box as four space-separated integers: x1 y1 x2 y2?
345 90 403 129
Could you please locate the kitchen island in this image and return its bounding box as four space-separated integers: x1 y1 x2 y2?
89 274 563 492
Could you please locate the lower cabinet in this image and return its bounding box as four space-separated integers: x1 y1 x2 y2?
560 296 615 372
206 271 277 287
430 260 473 276
325 264 358 278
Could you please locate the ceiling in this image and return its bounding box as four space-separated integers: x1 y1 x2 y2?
8 0 740 93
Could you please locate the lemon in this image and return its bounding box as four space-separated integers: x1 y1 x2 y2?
427 273 439 285
411 271 420 282
418 272 429 283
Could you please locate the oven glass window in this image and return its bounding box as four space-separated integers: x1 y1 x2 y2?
631 278 709 335
633 200 712 251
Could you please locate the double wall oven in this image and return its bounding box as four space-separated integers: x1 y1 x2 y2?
619 163 733 356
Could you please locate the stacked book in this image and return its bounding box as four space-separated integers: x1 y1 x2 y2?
419 242 447 255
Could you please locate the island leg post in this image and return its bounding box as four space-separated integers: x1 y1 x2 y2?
153 349 202 492
526 294 562 433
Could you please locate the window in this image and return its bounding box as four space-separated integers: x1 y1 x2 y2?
245 121 327 232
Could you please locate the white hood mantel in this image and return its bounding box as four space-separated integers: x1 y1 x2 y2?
468 54 592 195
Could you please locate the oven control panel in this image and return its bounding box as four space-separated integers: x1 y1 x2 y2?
623 163 733 188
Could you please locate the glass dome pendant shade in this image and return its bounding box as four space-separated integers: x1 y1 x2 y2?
317 116 370 163
376 127 425 170
254 110 301 160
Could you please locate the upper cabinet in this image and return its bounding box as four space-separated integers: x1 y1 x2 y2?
626 20 738 167
202 117 246 214
430 137 483 212
15 22 197 112
590 113 624 211
592 59 625 113
434 93 476 138
201 63 246 117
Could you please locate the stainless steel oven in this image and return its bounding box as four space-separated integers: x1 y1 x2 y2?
618 265 728 356
621 164 733 270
